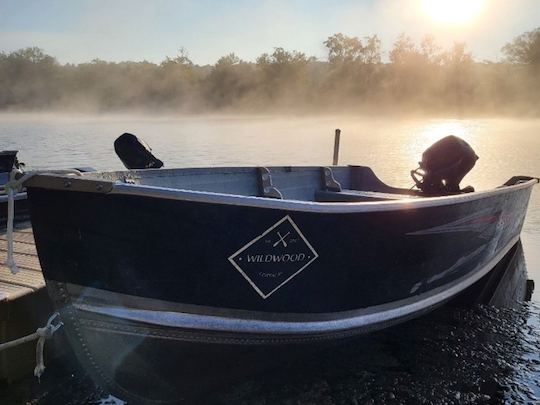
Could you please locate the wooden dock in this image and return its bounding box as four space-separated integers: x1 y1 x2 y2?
0 223 44 301
0 222 54 381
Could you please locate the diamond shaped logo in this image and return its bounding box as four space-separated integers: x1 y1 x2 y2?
228 215 319 299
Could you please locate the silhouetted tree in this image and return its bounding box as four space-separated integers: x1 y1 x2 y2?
363 35 382 64
420 35 442 65
388 34 431 101
205 53 256 108
441 42 475 109
0 47 60 107
502 27 540 65
324 34 364 65
157 48 197 108
322 34 382 100
389 34 422 65
442 42 473 66
324 33 381 65
256 48 314 100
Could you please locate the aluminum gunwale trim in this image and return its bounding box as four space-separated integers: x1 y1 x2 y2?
74 234 520 335
109 179 537 213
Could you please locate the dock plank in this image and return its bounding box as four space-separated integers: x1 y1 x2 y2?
0 223 44 302
0 282 34 302
0 251 42 272
0 267 44 291
0 240 38 255
0 232 36 245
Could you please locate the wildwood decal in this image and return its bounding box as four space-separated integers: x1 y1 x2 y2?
228 215 319 299
246 253 308 263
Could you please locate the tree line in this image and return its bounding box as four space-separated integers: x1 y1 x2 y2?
0 28 539 114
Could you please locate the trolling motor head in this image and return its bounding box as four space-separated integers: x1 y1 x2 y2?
114 133 163 170
411 135 478 195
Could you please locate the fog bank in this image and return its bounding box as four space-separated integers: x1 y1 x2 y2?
1 29 539 116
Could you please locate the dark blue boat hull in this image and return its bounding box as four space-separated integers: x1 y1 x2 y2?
24 173 537 404
28 186 531 313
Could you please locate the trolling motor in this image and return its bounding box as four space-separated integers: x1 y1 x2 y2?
411 135 478 195
114 133 163 170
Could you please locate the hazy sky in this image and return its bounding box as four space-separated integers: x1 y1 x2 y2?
1 0 539 65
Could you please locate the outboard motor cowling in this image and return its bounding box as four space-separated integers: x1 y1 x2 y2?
0 150 20 173
0 151 24 186
411 135 478 195
114 133 163 170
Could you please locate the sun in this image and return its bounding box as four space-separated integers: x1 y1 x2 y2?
421 0 485 25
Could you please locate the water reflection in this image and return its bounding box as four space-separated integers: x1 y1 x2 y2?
410 120 472 148
209 242 540 404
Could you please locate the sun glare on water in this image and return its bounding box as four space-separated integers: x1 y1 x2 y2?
421 0 485 25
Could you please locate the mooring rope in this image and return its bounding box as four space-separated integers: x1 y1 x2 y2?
1 168 82 274
0 312 63 380
2 168 35 274
0 168 84 380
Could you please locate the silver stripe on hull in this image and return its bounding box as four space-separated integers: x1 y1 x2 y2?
72 234 520 338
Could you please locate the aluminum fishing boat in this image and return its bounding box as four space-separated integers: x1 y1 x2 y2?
23 135 538 403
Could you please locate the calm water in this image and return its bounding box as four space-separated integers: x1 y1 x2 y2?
1 113 540 403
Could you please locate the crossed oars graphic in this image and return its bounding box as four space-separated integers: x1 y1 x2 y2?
273 231 291 248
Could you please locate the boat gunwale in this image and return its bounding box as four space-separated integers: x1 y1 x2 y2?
107 177 537 214
24 168 537 213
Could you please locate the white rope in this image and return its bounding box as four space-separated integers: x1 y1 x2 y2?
0 312 63 381
6 187 17 273
1 168 82 274
34 312 63 380
2 168 34 274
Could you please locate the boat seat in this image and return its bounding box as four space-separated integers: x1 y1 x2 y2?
258 167 283 199
315 189 417 202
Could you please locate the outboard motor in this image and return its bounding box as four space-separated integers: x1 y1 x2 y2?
0 151 24 185
0 150 21 173
114 133 163 170
411 135 478 195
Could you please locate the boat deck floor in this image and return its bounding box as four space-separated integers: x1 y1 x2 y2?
0 222 44 302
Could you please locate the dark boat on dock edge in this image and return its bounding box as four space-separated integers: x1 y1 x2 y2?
0 151 29 224
21 135 538 403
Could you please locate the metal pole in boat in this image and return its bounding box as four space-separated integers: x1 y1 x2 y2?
333 129 341 165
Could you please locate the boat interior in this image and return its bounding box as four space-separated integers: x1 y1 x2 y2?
84 165 421 202
53 133 499 203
